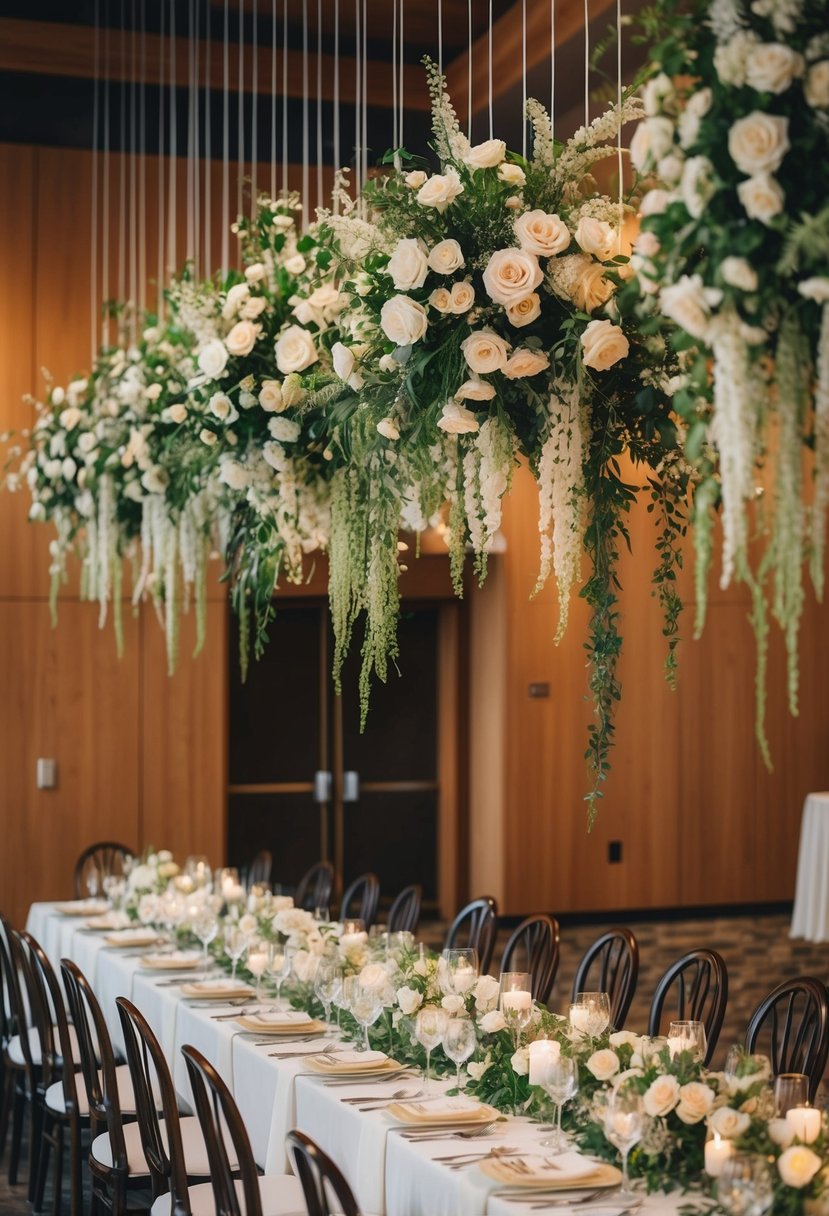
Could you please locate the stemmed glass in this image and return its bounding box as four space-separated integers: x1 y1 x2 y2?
538 1055 579 1152
314 959 342 1026
570 992 611 1038
246 943 269 1001
439 949 479 996
102 875 126 911
667 1019 707 1063
185 855 212 889
499 972 533 1047
414 1006 448 1093
603 1087 645 1201
716 1153 775 1215
351 983 383 1052
192 909 218 979
269 943 294 1007
224 924 249 984
773 1073 809 1116
442 1017 477 1090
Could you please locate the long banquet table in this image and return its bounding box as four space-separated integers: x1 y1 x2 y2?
26 902 687 1216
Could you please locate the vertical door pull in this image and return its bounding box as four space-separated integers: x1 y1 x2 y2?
343 770 360 803
313 770 333 802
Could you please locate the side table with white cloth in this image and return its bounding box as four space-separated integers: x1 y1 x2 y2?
790 792 829 941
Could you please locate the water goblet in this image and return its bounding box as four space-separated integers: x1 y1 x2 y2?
439 949 479 997
774 1072 809 1116
185 855 212 889
192 909 218 978
667 1019 708 1063
716 1152 775 1216
102 875 126 911
603 1086 645 1201
314 959 342 1026
246 944 269 1001
414 1006 448 1092
499 972 533 1046
442 1017 477 1090
537 1054 579 1152
269 943 294 1007
351 982 383 1052
224 924 248 984
570 991 611 1038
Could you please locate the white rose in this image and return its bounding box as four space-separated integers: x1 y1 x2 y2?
429 287 452 314
506 293 541 328
464 138 506 169
643 1074 680 1117
244 262 266 283
720 256 758 292
715 30 760 87
805 61 829 108
332 341 356 382
437 401 480 435
642 72 676 117
504 195 522 210
225 320 260 358
498 163 526 187
574 217 617 261
262 441 287 470
639 189 671 217
455 377 496 402
396 985 423 1015
441 994 466 1015
511 1046 530 1076
580 320 629 371
657 152 685 185
503 348 550 379
461 329 510 374
387 238 429 290
710 1107 751 1139
307 284 342 321
199 428 217 446
587 1049 621 1081
198 339 229 379
218 457 250 490
377 418 400 441
676 1082 716 1124
629 116 675 173
478 1009 506 1034
59 407 82 430
799 277 829 303
416 167 464 211
568 259 614 313
449 281 475 314
241 296 267 321
427 239 465 275
483 248 543 306
50 386 65 405
359 962 388 993
29 503 46 521
473 975 501 1012
77 431 97 453
141 465 169 495
737 173 784 224
678 87 712 148
61 456 77 481
728 112 789 175
680 155 717 219
514 209 571 258
660 274 722 341
258 379 284 412
467 1060 491 1082
768 1117 795 1149
746 43 803 94
380 296 428 346
404 170 427 189
222 281 250 319
209 392 239 423
268 417 300 442
283 254 307 275
275 325 318 373
778 1145 822 1189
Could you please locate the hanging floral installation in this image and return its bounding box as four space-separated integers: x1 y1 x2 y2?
4 0 829 821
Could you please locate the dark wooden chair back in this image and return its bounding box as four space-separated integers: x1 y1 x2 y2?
444 897 499 974
286 1129 361 1216
246 850 273 888
295 861 335 914
339 873 380 930
745 976 829 1102
116 997 191 1210
14 932 64 1094
572 927 639 1030
500 915 561 1005
181 1045 259 1216
73 842 133 899
648 948 728 1064
0 915 28 1058
60 960 123 1151
386 884 422 935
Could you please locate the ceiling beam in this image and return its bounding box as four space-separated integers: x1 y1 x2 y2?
0 18 431 112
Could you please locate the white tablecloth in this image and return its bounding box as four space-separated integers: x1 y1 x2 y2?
790 793 829 941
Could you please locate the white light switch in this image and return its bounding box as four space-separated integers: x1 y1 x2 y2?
36 758 57 789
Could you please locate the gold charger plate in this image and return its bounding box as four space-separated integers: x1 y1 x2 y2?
55 900 110 917
303 1054 406 1077
139 953 202 970
385 1098 499 1127
179 981 255 1000
104 931 163 948
235 1014 325 1034
479 1156 622 1190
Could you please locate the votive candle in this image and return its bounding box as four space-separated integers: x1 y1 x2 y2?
786 1105 822 1145
704 1135 735 1177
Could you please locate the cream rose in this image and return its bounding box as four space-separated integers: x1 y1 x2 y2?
642 72 675 117
429 287 452 314
197 339 229 379
482 248 543 306
209 392 239 423
381 296 428 346
680 155 717 219
511 1046 530 1076
437 401 480 434
404 170 428 189
506 293 541 327
799 277 829 303
427 239 465 275
609 1031 643 1052
199 428 217 446
710 1107 751 1139
416 167 464 211
580 320 629 372
639 189 671 217
221 281 249 319
244 262 266 283
474 975 500 1012
643 1074 681 1118
498 162 526 187
746 43 803 94
805 61 829 108
728 112 789 175
676 1082 716 1125
168 403 187 424
503 348 550 379
464 138 506 169
721 257 758 292
225 320 260 357
660 274 722 341
455 377 496 402
586 1049 621 1081
629 116 675 173
359 962 389 994
258 379 284 412
332 341 356 382
461 329 510 374
396 985 423 1015
479 1010 506 1034
778 1145 822 1189
377 418 400 441
241 295 267 321
514 209 571 258
275 325 318 373
283 254 306 276
574 216 617 261
449 281 475 314
737 172 784 224
768 1118 795 1149
59 407 82 431
386 238 429 290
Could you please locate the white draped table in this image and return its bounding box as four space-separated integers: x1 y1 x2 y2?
24 901 693 1216
790 792 829 942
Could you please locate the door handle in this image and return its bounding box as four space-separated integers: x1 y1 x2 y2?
313 770 333 802
342 770 360 803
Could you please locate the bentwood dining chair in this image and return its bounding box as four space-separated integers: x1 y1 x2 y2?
0 914 30 1185
182 1045 306 1216
571 928 639 1031
339 874 381 930
444 897 499 975
500 915 561 1005
386 884 422 936
745 976 829 1103
294 862 335 914
648 948 728 1064
73 842 133 899
286 1130 362 1216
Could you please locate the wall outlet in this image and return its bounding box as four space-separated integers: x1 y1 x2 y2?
36 758 57 789
608 840 622 864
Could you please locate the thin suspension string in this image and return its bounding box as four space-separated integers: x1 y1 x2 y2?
237 5 245 221
354 0 361 201
271 0 277 199
251 0 259 216
90 0 100 361
392 0 398 154
102 14 111 344
168 0 177 278
521 0 527 157
467 0 472 141
361 0 367 196
333 0 340 199
398 0 403 154
617 0 623 252
282 0 288 199
550 0 555 141
139 0 147 315
437 0 442 74
186 0 195 267
488 0 493 138
157 0 166 318
203 0 212 275
129 0 138 336
118 0 127 305
584 0 590 128
301 0 309 230
316 0 323 213
193 0 201 277
221 0 229 273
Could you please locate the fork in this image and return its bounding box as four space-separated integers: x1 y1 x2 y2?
399 1121 500 1141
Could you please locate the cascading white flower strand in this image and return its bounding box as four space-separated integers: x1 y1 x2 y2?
811 302 829 600
534 388 587 642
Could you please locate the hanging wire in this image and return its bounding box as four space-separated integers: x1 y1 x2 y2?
392 0 398 154
302 0 309 229
617 0 623 251
488 0 493 139
354 0 361 200
467 0 472 141
251 0 259 215
129 0 138 337
221 0 230 273
522 0 527 158
157 0 166 317
90 0 100 360
437 0 442 75
550 0 556 141
168 0 178 277
237 4 245 221
118 0 127 305
316 0 323 213
193 0 201 277
271 0 277 199
398 0 403 154
138 0 147 314
186 0 195 267
584 0 590 128
203 0 212 275
333 0 340 190
361 0 367 194
282 0 288 198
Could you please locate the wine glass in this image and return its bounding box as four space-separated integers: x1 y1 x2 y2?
414 1006 448 1092
668 1019 707 1063
442 1017 477 1090
224 924 248 984
85 864 101 901
351 983 383 1052
538 1054 579 1152
603 1086 645 1201
185 855 212 889
269 943 294 1007
439 949 479 996
570 992 611 1038
246 944 269 1001
499 972 533 1046
716 1153 775 1216
773 1072 809 1116
314 959 341 1025
192 909 218 978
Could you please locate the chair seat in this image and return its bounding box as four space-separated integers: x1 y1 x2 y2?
92 1114 239 1177
7 1024 85 1068
45 1063 154 1118
151 1174 307 1216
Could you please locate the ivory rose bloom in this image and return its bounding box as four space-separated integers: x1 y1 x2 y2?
441 994 466 1015
676 1082 716 1124
464 138 506 169
209 392 239 423
437 401 480 434
498 163 526 187
381 296 428 346
387 238 429 291
258 380 284 412
226 320 260 357
639 189 671 217
511 1046 530 1076
199 428 217 446
427 239 465 275
629 116 675 173
268 417 300 443
571 261 614 313
377 418 400 441
768 1118 795 1149
799 277 829 303
728 112 789 175
197 339 229 379
474 975 501 1012
506 293 541 327
574 217 616 261
283 254 306 276
241 296 267 321
737 173 784 224
805 61 829 108
479 1010 506 1034
275 326 318 374
586 1050 621 1081
461 329 510 374
417 167 464 210
710 1107 751 1139
429 288 452 314
777 1145 822 1189
59 407 82 431
222 281 249 319
404 169 427 189
483 248 543 306
332 341 356 382
580 320 629 372
745 43 803 94
680 155 717 219
359 962 389 993
660 274 722 341
244 262 266 283
721 257 758 292
396 986 423 1015
515 210 571 258
449 281 475 313
168 403 187 424
455 378 496 402
503 348 550 379
643 1074 681 1118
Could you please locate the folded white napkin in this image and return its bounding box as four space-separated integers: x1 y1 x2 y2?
330 1049 387 1065
403 1096 480 1115
191 977 250 991
252 1009 312 1025
501 1152 597 1181
145 950 200 964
